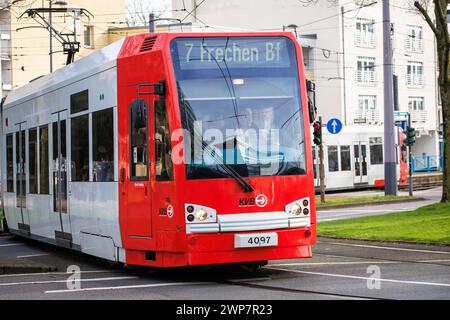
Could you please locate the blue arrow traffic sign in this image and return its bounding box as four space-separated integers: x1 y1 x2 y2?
326 118 343 135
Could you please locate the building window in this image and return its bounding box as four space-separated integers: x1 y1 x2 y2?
328 146 339 172
93 108 114 182
406 61 424 86
405 25 423 53
340 145 351 171
70 90 89 114
130 100 148 179
84 25 94 48
355 18 375 47
357 95 378 123
155 100 173 181
39 125 49 194
408 96 426 123
29 128 38 194
370 137 383 165
71 115 89 182
6 134 13 192
356 56 376 84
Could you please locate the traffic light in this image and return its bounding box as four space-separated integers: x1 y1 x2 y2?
313 121 322 146
407 126 416 146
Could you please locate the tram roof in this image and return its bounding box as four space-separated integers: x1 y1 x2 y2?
3 38 125 110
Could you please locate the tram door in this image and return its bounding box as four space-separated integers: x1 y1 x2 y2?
124 98 152 237
15 122 30 234
51 111 72 246
353 142 368 185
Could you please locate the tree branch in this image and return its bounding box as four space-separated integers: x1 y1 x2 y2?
414 1 439 36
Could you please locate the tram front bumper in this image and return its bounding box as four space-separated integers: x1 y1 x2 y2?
185 227 315 266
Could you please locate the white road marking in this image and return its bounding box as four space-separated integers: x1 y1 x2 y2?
16 254 51 259
269 268 450 287
325 242 450 255
46 281 212 294
0 276 137 287
0 270 116 278
269 261 399 267
0 243 24 247
418 259 450 263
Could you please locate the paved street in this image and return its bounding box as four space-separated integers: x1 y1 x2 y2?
317 187 442 222
0 234 449 300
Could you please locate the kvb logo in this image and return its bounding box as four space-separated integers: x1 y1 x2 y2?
255 194 268 208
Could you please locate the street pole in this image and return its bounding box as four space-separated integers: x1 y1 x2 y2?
383 0 397 196
319 116 326 203
49 0 53 73
408 114 414 196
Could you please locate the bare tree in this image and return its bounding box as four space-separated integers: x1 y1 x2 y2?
414 0 449 202
126 0 171 27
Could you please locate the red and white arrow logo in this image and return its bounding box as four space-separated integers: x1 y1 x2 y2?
255 194 268 208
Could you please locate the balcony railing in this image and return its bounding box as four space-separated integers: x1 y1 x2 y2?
406 74 424 87
355 109 380 124
355 33 376 47
405 38 423 53
410 110 427 123
356 70 377 85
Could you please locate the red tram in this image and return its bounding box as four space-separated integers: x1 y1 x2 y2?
1 32 316 267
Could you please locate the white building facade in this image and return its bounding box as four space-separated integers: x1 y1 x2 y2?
172 0 441 160
0 0 12 98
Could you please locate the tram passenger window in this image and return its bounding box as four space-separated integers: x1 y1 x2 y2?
155 100 173 181
370 137 383 165
340 145 351 171
29 128 38 194
130 100 148 179
93 108 114 182
71 115 89 181
70 90 89 114
370 144 383 165
328 146 339 172
39 126 49 194
6 134 13 192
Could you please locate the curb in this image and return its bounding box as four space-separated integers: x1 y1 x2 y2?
317 236 450 248
316 197 428 211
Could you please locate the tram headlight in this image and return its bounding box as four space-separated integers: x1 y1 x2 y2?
290 204 302 216
196 209 208 221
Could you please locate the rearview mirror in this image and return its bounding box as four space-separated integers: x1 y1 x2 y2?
306 80 317 124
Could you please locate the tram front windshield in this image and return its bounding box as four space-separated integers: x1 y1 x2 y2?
170 36 307 180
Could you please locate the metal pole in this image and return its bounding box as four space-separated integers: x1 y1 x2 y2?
49 0 53 73
383 0 397 196
319 116 326 203
408 114 413 196
340 6 347 126
149 13 155 33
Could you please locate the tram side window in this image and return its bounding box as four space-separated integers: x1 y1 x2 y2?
6 134 13 192
328 146 339 172
370 137 383 165
340 145 351 171
155 100 173 181
39 125 49 194
130 100 148 179
93 108 114 182
71 115 89 181
29 128 38 194
70 90 89 114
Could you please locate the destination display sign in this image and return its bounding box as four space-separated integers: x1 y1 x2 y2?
172 37 293 70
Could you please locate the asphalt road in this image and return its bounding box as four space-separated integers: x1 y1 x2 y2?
0 234 449 300
317 187 442 222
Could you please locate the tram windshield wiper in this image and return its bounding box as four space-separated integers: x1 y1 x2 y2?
201 140 254 193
